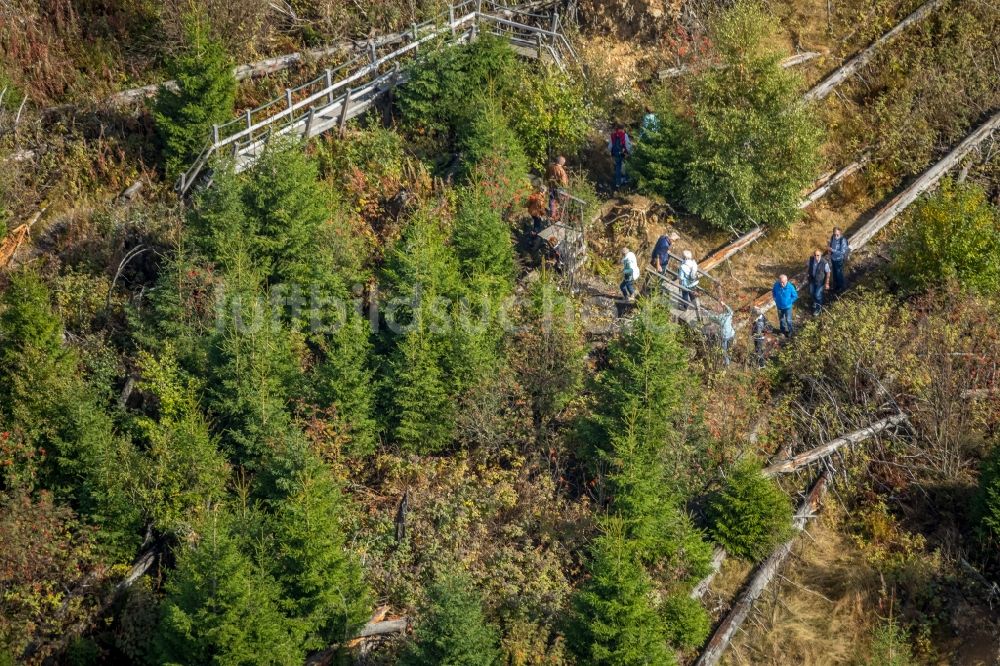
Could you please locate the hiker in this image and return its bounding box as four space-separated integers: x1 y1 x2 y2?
828 226 850 292
621 247 640 300
526 184 547 236
750 307 773 368
545 235 564 274
546 156 569 218
710 300 735 367
651 231 679 275
772 274 798 337
609 123 632 189
807 249 831 315
678 250 700 310
640 105 660 137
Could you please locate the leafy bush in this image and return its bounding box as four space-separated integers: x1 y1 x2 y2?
708 457 793 561
154 9 237 180
661 594 711 651
631 1 822 232
507 64 593 170
891 179 1000 295
402 566 502 666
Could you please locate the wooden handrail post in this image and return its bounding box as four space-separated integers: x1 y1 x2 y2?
303 108 315 139
285 88 293 114
551 10 559 34
339 89 353 135
368 42 377 66
449 4 456 35
325 69 334 104
212 124 219 145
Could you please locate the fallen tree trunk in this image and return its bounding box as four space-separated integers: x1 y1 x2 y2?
798 156 869 209
690 547 728 600
699 156 867 273
762 414 908 477
307 606 409 665
694 471 831 666
747 111 1000 316
848 110 1000 249
802 0 945 102
659 51 820 79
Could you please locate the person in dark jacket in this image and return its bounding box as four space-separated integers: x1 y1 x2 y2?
751 307 774 368
807 249 831 315
827 227 850 292
651 232 679 274
772 274 798 337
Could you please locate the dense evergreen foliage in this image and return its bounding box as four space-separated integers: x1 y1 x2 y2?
154 10 237 180
402 567 502 666
708 458 794 561
631 1 822 232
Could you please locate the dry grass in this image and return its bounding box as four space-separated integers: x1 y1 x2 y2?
720 505 876 666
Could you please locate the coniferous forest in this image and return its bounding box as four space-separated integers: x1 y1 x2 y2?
1 0 999 664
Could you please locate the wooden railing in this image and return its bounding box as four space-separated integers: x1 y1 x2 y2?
176 0 574 194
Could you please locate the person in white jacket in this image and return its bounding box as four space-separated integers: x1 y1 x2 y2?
621 248 640 300
678 250 700 311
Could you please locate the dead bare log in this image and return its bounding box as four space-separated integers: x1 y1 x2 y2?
803 0 945 102
761 414 908 476
659 51 820 79
848 110 1000 249
797 156 868 209
699 227 766 273
693 471 831 666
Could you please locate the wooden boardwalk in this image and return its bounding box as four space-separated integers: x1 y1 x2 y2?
177 0 575 193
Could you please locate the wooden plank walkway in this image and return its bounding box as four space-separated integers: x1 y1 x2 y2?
177 0 574 193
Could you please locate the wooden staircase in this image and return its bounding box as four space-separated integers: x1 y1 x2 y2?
176 0 576 194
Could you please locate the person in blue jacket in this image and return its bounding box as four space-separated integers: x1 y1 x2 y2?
772 274 798 337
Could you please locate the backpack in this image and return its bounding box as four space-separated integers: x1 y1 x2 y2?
611 130 627 156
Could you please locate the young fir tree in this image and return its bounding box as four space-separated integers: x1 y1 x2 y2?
588 298 689 464
973 443 1000 559
391 311 456 453
511 274 586 432
206 273 303 466
567 521 675 666
242 139 337 292
313 310 378 457
155 510 302 665
268 455 370 651
633 2 822 232
452 180 516 297
0 270 140 554
708 457 793 561
154 9 237 180
129 347 228 536
401 567 502 666
187 161 250 271
607 420 713 577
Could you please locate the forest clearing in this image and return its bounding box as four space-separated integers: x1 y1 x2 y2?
1 0 999 664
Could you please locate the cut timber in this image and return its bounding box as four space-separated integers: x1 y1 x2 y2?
659 51 820 79
762 414 908 476
747 111 1000 317
803 0 944 102
699 156 867 273
0 209 44 269
849 110 1000 249
694 472 831 666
